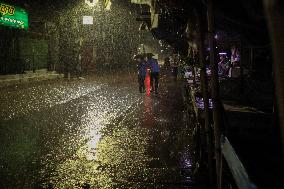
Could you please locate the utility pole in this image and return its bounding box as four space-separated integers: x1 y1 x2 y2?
195 10 214 188
207 0 222 188
263 0 284 170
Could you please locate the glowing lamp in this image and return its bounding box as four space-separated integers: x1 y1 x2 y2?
85 0 99 7
83 16 93 25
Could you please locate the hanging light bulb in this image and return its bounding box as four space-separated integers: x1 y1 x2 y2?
85 0 99 7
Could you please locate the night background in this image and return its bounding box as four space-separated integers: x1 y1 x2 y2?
0 0 283 189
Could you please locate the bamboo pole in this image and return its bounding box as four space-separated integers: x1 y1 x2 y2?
207 0 222 188
195 10 214 188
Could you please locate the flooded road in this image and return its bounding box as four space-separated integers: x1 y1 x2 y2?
0 73 197 189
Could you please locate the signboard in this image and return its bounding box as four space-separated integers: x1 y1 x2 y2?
83 16 93 25
0 2 28 30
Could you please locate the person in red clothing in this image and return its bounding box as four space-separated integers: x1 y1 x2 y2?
146 53 160 94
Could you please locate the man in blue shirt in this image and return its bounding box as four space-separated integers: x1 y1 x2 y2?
147 54 160 94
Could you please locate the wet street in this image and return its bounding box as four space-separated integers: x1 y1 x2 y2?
0 72 196 189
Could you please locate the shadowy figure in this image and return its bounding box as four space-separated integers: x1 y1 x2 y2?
164 57 171 73
171 54 179 80
82 183 90 189
218 54 230 77
136 55 147 93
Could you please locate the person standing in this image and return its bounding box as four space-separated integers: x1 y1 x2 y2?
137 56 147 93
229 45 241 77
147 53 160 94
218 55 230 77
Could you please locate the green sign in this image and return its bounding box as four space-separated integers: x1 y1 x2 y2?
0 2 28 30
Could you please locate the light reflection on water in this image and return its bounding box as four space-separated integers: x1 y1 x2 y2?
46 118 152 188
145 70 151 96
0 82 104 120
0 75 196 188
85 130 101 161
37 81 151 188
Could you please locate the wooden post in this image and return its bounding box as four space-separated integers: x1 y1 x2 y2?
196 10 214 188
207 0 222 188
193 49 197 86
250 48 253 73
190 47 197 85
240 39 244 94
263 0 284 169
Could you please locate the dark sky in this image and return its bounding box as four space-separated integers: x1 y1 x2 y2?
2 0 269 48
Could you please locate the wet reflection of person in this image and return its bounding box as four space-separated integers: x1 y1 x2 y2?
171 59 178 80
147 54 160 94
137 56 147 93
